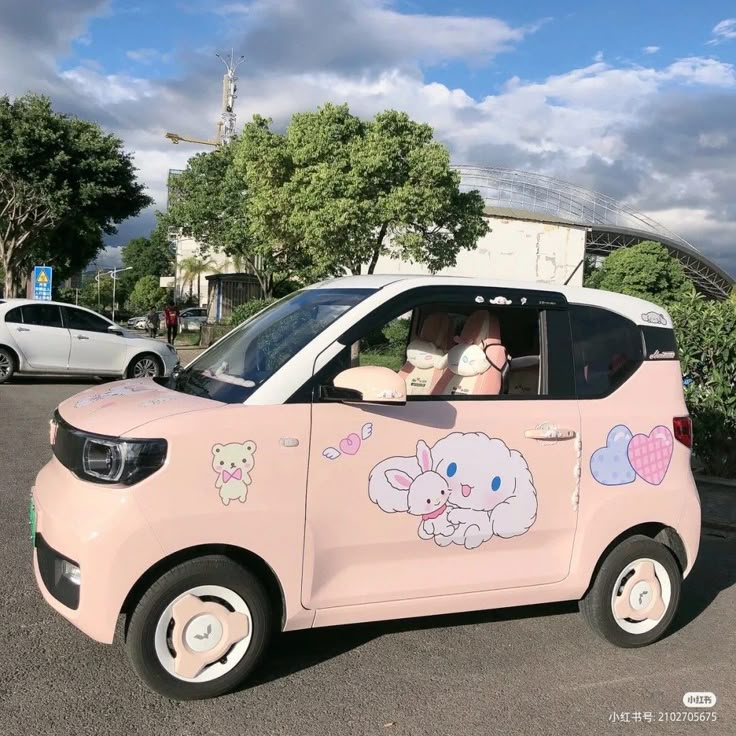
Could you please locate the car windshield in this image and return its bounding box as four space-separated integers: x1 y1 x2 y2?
168 287 374 403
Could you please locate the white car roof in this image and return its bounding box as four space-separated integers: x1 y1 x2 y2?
305 274 674 328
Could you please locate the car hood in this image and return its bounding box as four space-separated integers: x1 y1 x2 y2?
57 378 223 436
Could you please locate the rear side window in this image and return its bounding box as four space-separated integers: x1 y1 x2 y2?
63 307 110 333
5 306 23 323
570 305 644 397
22 304 63 328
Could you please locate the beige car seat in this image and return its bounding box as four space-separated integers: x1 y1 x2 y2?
397 313 452 396
433 310 508 396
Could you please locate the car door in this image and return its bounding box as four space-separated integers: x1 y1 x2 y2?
63 306 129 374
302 285 581 610
10 304 71 371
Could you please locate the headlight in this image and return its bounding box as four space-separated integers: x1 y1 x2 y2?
52 412 167 485
82 437 167 485
166 344 177 354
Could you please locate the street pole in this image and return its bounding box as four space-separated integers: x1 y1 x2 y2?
107 266 132 324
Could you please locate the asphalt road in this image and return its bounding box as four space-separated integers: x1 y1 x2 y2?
1 379 734 736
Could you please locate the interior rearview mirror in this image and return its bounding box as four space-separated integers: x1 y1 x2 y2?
324 366 406 405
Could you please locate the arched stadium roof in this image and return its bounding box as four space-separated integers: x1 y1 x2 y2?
455 165 733 299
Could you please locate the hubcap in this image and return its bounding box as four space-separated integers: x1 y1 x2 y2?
611 558 671 634
134 358 158 378
0 353 10 377
154 585 253 683
184 614 224 652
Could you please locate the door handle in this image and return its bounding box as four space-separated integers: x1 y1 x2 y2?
525 424 576 440
16 327 30 332
76 335 90 340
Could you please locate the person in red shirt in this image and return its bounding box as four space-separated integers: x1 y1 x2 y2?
164 301 180 345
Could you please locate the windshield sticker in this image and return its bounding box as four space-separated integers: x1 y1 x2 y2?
489 296 512 305
591 424 673 486
369 432 538 550
74 382 155 408
641 311 667 325
213 441 257 505
323 423 373 460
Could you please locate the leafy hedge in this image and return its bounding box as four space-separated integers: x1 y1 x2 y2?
229 298 277 327
670 292 736 477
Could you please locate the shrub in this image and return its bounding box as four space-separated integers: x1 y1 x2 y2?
670 291 736 477
229 298 277 326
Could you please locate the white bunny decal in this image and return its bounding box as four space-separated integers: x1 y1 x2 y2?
369 432 538 549
374 441 455 540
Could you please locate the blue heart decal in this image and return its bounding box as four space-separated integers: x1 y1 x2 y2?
590 424 636 486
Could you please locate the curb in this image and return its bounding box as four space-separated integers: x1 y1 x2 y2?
694 474 736 488
702 519 736 533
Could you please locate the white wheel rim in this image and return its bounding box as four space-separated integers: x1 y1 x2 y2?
154 584 253 683
134 358 158 377
0 353 10 377
611 558 672 634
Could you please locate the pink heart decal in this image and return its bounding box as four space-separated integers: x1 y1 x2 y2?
339 433 361 455
627 425 674 485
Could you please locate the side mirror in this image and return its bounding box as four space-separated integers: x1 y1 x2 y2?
322 366 406 405
108 325 124 336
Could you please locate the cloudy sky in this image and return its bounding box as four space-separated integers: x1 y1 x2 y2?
1 0 735 276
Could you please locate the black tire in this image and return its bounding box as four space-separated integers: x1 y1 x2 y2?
127 353 163 379
580 535 681 648
125 555 272 700
0 347 15 384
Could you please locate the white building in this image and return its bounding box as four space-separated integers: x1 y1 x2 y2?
374 207 587 286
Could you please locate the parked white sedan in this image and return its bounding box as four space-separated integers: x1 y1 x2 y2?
0 299 179 384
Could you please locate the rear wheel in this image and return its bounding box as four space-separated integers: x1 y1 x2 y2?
0 348 15 384
128 353 162 379
125 556 272 700
580 535 681 648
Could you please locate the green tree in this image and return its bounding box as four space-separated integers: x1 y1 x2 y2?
76 273 114 314
584 241 688 305
670 291 736 477
179 256 218 305
129 275 168 314
120 222 174 291
238 104 489 278
0 94 151 296
166 104 488 296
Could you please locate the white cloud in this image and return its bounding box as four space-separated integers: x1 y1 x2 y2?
707 18 736 45
643 46 660 55
126 48 171 64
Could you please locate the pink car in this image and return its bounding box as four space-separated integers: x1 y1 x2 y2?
30 275 700 700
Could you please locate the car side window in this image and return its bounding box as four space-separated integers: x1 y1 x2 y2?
307 289 577 402
570 305 644 397
5 306 23 323
22 304 63 328
64 307 111 333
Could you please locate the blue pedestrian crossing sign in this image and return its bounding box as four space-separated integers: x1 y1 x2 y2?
33 266 53 301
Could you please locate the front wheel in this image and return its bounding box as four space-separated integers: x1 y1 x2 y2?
579 535 681 648
128 353 162 379
125 556 272 700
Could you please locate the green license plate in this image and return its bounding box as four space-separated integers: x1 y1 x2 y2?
29 496 36 544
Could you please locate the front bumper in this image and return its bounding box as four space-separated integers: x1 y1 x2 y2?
161 349 179 377
31 457 164 644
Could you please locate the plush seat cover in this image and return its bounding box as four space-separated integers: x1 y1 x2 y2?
397 313 451 396
434 310 507 396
